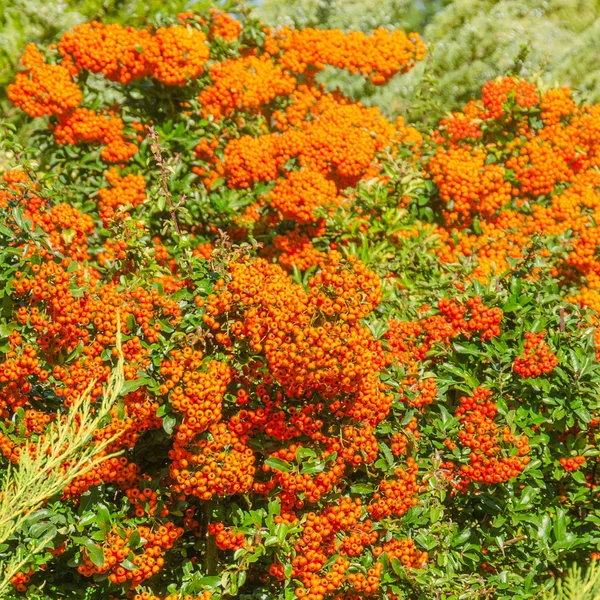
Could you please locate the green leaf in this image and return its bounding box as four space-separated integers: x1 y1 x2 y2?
0 223 13 238
451 528 471 547
66 342 84 362
391 557 404 576
296 447 316 461
515 486 537 511
197 576 221 587
83 540 105 568
574 406 592 423
162 414 177 435
350 484 375 494
128 530 141 549
96 503 112 534
378 441 395 469
29 522 57 541
120 558 137 571
121 377 153 395
299 462 325 475
453 342 481 356
553 508 567 542
265 458 293 473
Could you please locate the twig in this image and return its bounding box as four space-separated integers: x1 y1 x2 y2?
0 315 127 596
147 127 194 273
148 127 183 239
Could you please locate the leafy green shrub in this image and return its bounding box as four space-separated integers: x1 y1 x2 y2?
1 7 600 600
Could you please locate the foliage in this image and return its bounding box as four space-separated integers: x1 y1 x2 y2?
543 562 600 600
256 0 600 123
0 341 125 596
0 0 240 146
1 7 600 600
255 0 445 32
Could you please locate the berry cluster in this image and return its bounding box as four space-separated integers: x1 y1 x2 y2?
560 456 586 472
452 388 530 487
58 22 209 85
513 332 559 378
78 524 183 585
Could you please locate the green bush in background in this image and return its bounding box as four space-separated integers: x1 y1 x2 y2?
256 0 600 124
543 562 600 600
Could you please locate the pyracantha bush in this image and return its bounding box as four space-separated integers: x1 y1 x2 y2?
1 6 600 600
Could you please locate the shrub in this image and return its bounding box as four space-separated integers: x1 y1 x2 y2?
256 0 600 123
1 7 600 600
0 349 125 596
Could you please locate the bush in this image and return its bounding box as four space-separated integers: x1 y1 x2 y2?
256 0 600 123
542 561 600 600
1 7 600 600
0 0 233 152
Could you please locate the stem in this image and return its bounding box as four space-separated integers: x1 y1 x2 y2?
203 500 218 576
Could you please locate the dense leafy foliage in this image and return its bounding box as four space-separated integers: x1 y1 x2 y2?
257 0 600 123
1 7 600 600
0 0 243 153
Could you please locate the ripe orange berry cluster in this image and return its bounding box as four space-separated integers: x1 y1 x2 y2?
169 422 256 501
271 230 327 271
262 444 346 506
453 388 530 487
339 520 378 557
560 455 586 472
199 55 296 121
292 498 361 591
345 538 426 596
53 108 138 163
206 253 387 399
367 457 419 519
98 168 147 224
10 568 34 593
7 44 81 117
379 538 428 569
424 76 600 299
159 349 232 442
386 296 502 367
222 94 405 192
58 22 209 85
438 101 483 142
177 9 242 42
513 331 558 378
293 557 350 599
400 377 438 409
78 524 182 586
391 417 420 455
269 169 340 225
481 77 539 120
427 147 512 225
208 522 246 551
273 27 426 85
13 190 94 261
207 9 242 41
63 455 140 499
126 480 168 517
